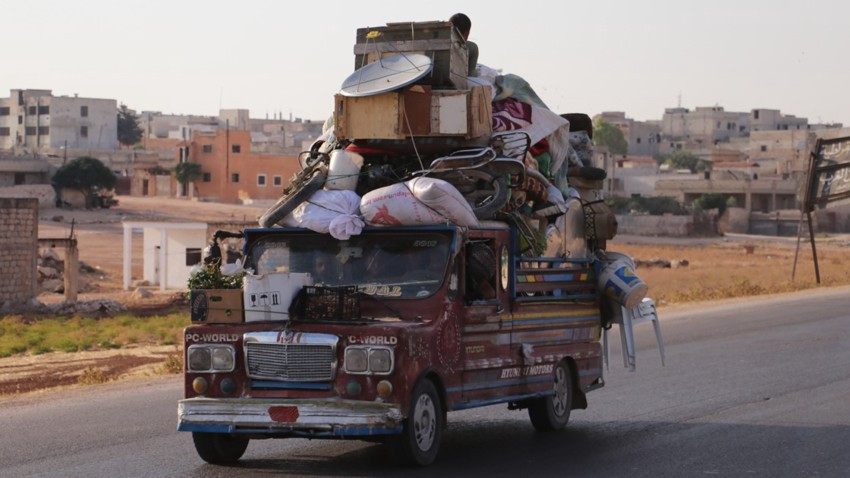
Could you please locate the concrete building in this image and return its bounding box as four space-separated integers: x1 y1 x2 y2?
0 89 117 151
122 221 208 291
183 129 302 203
139 110 323 157
593 112 661 157
749 108 807 132
660 106 750 153
609 155 660 197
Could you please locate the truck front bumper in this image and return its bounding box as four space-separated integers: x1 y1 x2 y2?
177 397 403 437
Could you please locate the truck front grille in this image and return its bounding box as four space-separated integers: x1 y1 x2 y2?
245 342 336 381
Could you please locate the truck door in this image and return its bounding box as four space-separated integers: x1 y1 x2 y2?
459 232 516 404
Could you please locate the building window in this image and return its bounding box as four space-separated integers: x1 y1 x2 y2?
185 248 202 266
202 172 211 182
0 127 9 136
28 106 37 115
232 144 241 153
753 110 759 120
38 105 49 115
202 144 212 153
25 127 36 136
18 116 22 124
38 126 49 135
80 106 88 117
14 173 25 185
760 145 767 152
81 126 88 138
636 137 641 144
273 175 282 186
257 174 266 187
0 107 9 116
231 173 239 183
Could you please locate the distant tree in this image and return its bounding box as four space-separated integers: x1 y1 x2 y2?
117 104 143 147
174 162 202 196
693 193 728 216
659 151 710 173
52 156 117 202
593 120 628 155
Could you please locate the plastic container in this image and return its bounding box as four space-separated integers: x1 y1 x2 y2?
599 251 648 309
325 150 364 191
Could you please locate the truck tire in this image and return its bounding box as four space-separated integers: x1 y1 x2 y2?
528 361 573 431
192 432 249 464
396 379 443 466
258 169 326 228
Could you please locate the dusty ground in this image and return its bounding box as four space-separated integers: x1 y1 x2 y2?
4 196 850 399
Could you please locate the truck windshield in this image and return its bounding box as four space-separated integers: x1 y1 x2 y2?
246 231 452 299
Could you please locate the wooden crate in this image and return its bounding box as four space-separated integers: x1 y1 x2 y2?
353 21 468 90
334 85 492 141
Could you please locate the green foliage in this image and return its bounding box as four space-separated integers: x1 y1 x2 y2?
117 104 143 147
693 193 728 215
0 313 189 357
174 162 202 189
187 261 245 291
52 156 116 194
147 166 170 175
593 119 628 155
606 196 688 216
658 151 710 173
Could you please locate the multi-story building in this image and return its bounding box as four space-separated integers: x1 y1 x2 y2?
593 112 661 157
0 89 117 151
660 106 750 153
182 129 302 203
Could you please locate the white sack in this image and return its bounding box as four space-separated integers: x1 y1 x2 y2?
361 177 479 227
281 189 361 234
328 214 365 240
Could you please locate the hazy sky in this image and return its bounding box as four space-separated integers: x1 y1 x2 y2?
3 0 848 124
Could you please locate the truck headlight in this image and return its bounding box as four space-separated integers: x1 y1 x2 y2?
344 346 394 375
368 348 393 374
344 347 368 373
187 345 235 372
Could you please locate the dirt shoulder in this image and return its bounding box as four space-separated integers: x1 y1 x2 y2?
0 344 181 398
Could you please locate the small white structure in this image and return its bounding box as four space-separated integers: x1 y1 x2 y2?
122 221 208 291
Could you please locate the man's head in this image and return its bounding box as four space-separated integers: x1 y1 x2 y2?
450 13 471 40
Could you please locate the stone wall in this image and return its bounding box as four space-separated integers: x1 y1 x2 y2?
0 198 38 303
616 212 718 237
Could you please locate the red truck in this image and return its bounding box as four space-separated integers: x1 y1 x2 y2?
178 224 604 466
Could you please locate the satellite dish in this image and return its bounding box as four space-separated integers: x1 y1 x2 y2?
340 53 432 97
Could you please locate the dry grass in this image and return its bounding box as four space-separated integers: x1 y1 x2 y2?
155 348 184 375
77 366 109 385
611 239 850 305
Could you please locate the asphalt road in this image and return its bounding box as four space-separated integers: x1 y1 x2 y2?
2 286 850 478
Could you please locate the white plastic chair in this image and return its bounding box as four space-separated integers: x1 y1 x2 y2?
603 297 665 372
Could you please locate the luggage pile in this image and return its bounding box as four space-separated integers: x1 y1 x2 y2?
257 19 646 308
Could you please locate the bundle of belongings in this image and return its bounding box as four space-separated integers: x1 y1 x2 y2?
258 19 645 309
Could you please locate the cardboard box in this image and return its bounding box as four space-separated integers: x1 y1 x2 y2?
190 289 244 324
243 272 313 322
334 85 492 141
353 21 468 90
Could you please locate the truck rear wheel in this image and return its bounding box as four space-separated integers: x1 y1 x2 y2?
192 432 249 464
528 361 573 431
396 379 443 466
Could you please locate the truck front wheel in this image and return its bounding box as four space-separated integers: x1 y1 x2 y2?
396 379 443 466
192 432 249 464
528 361 573 431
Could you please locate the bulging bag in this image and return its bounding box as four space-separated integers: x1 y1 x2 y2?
281 189 361 234
360 177 479 227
